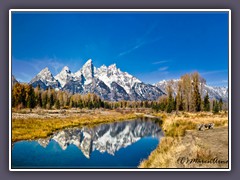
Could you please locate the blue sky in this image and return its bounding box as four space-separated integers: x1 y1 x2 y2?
12 11 229 86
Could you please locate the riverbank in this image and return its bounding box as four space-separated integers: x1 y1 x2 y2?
12 108 229 169
12 108 147 142
139 111 229 168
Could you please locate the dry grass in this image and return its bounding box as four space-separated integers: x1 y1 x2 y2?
154 111 228 137
139 111 229 168
12 109 143 142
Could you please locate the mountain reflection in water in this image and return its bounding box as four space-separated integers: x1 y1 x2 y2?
37 118 163 159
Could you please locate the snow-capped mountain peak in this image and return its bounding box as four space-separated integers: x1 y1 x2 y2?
55 66 73 87
62 66 70 73
84 58 93 66
95 64 142 94
28 59 227 102
108 63 117 70
29 59 165 100
100 64 107 69
39 67 51 75
29 67 60 89
97 65 108 73
74 59 94 85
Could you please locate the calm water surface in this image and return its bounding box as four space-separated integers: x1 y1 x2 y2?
12 118 163 168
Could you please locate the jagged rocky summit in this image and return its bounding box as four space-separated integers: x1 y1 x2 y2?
29 59 165 101
27 59 228 101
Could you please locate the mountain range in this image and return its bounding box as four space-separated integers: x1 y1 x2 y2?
14 59 228 101
28 59 165 101
155 79 228 101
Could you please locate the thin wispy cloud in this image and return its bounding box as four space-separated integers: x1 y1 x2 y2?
118 42 145 57
47 59 65 74
16 78 25 83
152 60 170 65
20 72 32 81
200 69 228 75
13 56 66 79
118 37 162 57
117 23 161 57
29 57 65 74
33 57 62 72
158 66 169 71
15 72 34 83
13 58 41 72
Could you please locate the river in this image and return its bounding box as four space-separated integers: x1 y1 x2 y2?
12 118 163 168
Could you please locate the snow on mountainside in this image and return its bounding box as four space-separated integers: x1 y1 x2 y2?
94 63 141 94
154 79 179 96
29 67 61 89
74 59 94 85
28 59 227 101
204 85 228 101
130 83 165 101
29 59 165 101
55 66 74 87
155 79 228 101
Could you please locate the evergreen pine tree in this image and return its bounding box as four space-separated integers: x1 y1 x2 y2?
219 98 223 111
50 93 54 107
191 72 201 112
26 85 36 108
213 100 219 114
203 93 210 111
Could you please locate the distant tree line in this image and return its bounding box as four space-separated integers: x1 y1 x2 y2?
12 83 105 110
152 72 227 113
12 72 227 113
12 83 168 110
